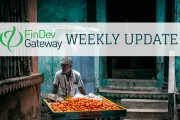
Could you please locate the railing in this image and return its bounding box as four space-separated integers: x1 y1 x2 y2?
0 57 32 80
0 0 32 80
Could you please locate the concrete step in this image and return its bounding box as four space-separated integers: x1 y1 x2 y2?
124 118 166 120
123 118 164 120
123 118 158 120
124 109 168 120
106 79 157 88
177 104 180 112
98 88 168 99
121 99 168 109
105 86 158 91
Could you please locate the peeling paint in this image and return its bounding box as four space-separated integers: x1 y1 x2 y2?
37 0 87 94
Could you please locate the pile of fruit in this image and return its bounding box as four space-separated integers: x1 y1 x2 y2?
51 98 120 112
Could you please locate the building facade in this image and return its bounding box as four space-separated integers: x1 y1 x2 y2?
39 0 180 99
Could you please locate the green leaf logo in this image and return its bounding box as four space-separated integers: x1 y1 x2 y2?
0 26 23 52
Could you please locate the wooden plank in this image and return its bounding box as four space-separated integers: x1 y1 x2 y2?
103 57 107 78
17 57 21 76
94 56 100 91
13 57 15 78
28 0 37 22
168 52 176 93
16 0 20 22
12 0 16 22
2 57 5 79
10 57 12 78
23 0 28 22
156 0 166 22
7 57 9 78
31 57 38 74
4 57 7 79
156 0 166 88
20 0 24 22
0 0 2 22
96 0 106 22
168 51 177 120
27 56 31 75
28 0 37 75
23 57 26 75
96 0 106 90
174 0 180 89
20 56 24 76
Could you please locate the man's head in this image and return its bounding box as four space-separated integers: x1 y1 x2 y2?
61 56 73 73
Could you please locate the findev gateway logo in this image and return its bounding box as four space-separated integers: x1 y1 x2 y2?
0 26 62 53
0 26 23 52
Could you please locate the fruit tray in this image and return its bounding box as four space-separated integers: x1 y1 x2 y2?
43 95 127 120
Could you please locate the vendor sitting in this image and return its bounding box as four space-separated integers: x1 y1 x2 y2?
52 56 86 97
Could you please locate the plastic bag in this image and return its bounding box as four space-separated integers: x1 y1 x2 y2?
88 93 96 98
87 93 103 100
91 95 103 100
73 92 85 98
55 97 64 102
41 93 64 102
72 92 103 100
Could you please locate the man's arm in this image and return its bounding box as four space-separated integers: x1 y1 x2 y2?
79 86 86 95
52 72 59 94
77 74 86 95
52 85 59 94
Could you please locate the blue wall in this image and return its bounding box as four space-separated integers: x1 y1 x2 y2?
37 0 95 94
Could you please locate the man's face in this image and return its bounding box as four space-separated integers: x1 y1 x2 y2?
61 64 71 73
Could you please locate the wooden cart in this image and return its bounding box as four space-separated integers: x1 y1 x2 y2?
42 96 127 120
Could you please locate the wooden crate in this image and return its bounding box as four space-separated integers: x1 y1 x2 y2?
43 95 127 120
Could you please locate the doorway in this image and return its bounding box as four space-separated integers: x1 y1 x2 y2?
106 0 157 79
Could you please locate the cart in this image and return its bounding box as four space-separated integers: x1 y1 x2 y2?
42 95 127 120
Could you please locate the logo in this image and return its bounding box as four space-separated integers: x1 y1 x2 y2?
0 26 23 52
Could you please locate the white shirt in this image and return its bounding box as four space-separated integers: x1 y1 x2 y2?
53 69 83 96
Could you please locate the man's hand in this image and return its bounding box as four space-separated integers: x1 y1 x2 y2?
79 86 86 95
52 85 59 94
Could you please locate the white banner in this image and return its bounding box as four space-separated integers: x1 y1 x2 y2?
0 23 180 56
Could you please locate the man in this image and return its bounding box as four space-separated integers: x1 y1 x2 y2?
52 57 96 120
52 56 86 97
